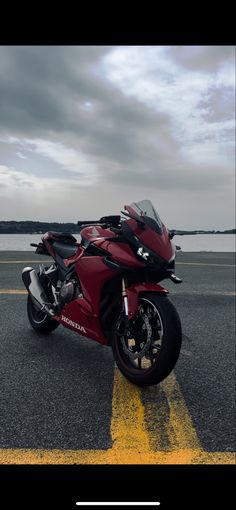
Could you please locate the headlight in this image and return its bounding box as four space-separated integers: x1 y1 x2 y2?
137 246 150 260
136 244 165 268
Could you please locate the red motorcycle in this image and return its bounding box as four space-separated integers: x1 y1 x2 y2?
22 199 182 386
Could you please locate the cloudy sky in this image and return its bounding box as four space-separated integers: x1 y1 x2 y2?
0 46 235 229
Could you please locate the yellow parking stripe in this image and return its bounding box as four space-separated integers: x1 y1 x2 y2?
144 372 201 453
0 259 234 267
162 372 202 456
0 369 235 464
1 289 234 297
110 368 150 452
0 260 51 264
0 290 27 294
0 448 234 464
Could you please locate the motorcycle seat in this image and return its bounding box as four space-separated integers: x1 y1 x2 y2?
48 231 77 244
52 240 78 259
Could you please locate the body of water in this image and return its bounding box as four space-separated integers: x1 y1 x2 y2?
0 233 235 252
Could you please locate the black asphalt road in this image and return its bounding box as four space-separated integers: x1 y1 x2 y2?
0 251 235 452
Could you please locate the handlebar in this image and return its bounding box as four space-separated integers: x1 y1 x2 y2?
77 215 121 228
77 220 102 226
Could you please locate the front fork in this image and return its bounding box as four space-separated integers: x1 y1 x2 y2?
120 277 168 335
119 277 131 337
116 278 169 341
121 277 168 321
122 277 129 317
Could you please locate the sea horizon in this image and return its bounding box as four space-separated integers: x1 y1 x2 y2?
0 233 235 252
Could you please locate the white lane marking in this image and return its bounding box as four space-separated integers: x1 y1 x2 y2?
176 262 235 267
170 291 235 296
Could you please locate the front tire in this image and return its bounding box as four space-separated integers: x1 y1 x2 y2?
27 294 59 334
112 293 182 387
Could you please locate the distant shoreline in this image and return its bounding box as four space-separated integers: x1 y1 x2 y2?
0 222 235 236
0 231 235 235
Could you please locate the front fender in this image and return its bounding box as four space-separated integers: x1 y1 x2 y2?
126 282 168 319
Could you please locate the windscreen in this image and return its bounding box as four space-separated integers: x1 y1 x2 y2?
126 199 163 234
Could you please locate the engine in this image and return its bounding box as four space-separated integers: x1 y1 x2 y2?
39 264 81 311
22 263 82 319
58 278 81 306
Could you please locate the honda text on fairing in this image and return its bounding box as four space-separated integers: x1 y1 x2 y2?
22 200 182 387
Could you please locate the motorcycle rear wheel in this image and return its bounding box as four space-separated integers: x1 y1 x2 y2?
27 294 59 334
112 293 182 387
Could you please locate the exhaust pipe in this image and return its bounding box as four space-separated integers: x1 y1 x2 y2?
22 267 55 317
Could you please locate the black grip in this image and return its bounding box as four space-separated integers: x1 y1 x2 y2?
77 220 101 226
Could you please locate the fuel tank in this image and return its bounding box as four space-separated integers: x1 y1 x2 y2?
80 225 115 242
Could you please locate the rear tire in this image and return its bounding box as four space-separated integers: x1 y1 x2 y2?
27 294 59 334
112 293 182 387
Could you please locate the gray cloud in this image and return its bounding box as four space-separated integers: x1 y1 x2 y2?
0 46 181 186
166 46 235 71
0 46 173 168
0 46 235 228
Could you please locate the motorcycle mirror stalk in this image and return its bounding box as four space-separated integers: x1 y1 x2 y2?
169 273 182 284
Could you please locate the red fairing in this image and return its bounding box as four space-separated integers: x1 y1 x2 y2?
95 239 145 268
54 255 117 345
125 217 175 263
75 256 115 315
57 298 107 344
63 246 84 267
126 283 168 319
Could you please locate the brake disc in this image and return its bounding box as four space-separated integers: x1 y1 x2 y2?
121 313 152 359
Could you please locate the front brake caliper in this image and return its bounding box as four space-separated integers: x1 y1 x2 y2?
120 313 152 360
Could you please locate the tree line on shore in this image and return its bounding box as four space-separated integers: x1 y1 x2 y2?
0 221 235 235
0 221 80 234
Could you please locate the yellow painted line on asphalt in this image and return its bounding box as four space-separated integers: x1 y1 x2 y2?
1 289 235 297
0 260 51 264
160 372 201 452
143 372 201 454
0 448 234 464
0 289 27 294
0 369 235 464
110 368 150 451
0 260 234 267
1 448 236 464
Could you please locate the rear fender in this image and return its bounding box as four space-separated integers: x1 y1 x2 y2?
126 282 168 319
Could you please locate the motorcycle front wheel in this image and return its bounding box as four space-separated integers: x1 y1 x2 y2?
112 293 182 387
